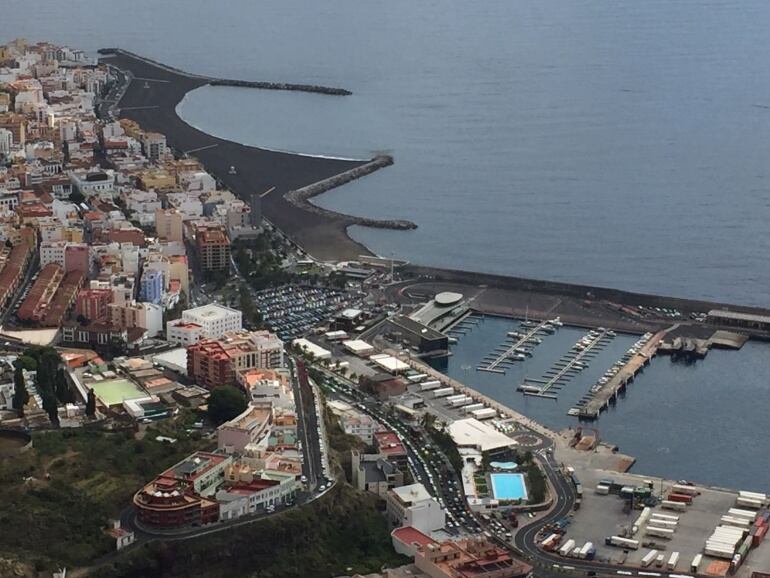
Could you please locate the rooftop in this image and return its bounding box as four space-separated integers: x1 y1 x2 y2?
184 303 240 321
392 483 432 504
447 418 516 453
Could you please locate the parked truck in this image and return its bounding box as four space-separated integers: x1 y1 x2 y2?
641 550 659 567
558 539 576 557
661 500 687 511
605 536 639 550
645 527 675 539
579 542 593 559
463 403 484 414
690 553 702 573
667 551 680 570
433 387 454 398
471 407 497 420
420 380 442 391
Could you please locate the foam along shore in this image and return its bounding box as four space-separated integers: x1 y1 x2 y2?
99 49 409 261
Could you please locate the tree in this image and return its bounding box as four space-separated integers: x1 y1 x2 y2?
69 190 85 205
85 388 97 418
12 365 29 416
54 368 71 404
207 385 247 425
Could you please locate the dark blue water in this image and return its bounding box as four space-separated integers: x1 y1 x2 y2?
445 316 770 492
5 0 770 487
5 0 769 305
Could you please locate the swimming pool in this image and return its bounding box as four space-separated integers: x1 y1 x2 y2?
490 473 528 501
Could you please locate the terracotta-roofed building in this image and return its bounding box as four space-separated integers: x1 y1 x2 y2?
374 430 408 470
0 242 32 307
43 270 85 326
414 537 532 578
75 287 113 321
391 526 436 557
17 262 63 323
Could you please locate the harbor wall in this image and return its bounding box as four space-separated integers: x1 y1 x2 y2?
404 264 770 318
284 155 418 231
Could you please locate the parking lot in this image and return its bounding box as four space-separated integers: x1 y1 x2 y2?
254 285 361 341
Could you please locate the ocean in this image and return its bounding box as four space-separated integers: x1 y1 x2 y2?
4 0 770 488
3 0 769 305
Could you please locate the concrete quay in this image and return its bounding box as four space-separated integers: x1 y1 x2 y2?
578 329 667 419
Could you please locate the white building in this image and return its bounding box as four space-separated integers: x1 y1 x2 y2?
386 483 446 534
0 128 12 156
181 303 242 340
166 320 204 346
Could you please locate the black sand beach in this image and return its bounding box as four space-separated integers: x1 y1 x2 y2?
100 50 384 261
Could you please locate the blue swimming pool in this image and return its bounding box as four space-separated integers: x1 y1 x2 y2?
490 473 528 501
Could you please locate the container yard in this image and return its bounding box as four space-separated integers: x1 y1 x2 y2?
555 466 770 573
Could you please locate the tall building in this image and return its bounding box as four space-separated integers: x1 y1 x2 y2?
75 288 113 321
0 112 26 147
141 132 167 162
186 330 284 389
0 128 12 156
155 208 183 242
195 225 230 273
139 269 163 305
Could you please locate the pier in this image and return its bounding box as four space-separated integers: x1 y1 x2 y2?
577 329 667 419
519 329 613 398
476 319 556 374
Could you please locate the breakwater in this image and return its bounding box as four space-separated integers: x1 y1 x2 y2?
99 48 352 96
209 79 351 96
405 264 770 320
284 155 418 231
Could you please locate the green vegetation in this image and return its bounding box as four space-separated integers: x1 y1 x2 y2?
322 404 365 482
0 427 210 570
207 385 247 425
12 365 28 416
91 483 407 578
525 462 546 503
233 234 294 291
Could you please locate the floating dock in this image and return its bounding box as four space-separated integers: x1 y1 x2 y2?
519 329 614 398
476 319 557 374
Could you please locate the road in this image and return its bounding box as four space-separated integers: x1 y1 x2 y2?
0 249 40 328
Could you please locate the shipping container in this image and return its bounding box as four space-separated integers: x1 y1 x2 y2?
463 403 484 413
753 524 768 548
446 394 467 404
407 373 427 382
740 491 767 502
667 493 693 504
722 516 751 528
672 484 699 496
667 551 680 570
605 536 640 550
471 407 498 420
652 519 678 528
661 500 687 511
729 508 758 521
635 507 652 527
432 387 454 398
571 547 581 558
691 553 702 573
420 380 442 391
595 484 610 495
737 497 764 509
655 554 665 568
559 539 576 557
641 550 659 567
705 546 735 560
651 512 680 522
645 527 674 539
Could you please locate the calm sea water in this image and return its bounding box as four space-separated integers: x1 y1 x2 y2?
4 0 770 487
3 0 769 305
443 316 770 492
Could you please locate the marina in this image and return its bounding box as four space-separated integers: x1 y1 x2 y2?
441 315 770 491
476 318 561 374
518 328 614 399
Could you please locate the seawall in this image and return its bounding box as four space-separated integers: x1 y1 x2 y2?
284 156 418 231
